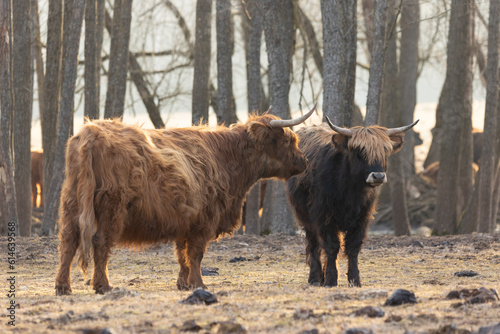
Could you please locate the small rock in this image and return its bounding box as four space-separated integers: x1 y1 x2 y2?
180 320 202 332
80 328 116 334
429 324 471 334
384 289 417 306
352 306 385 318
201 267 219 276
454 270 479 277
293 308 314 320
478 322 500 334
385 314 403 323
466 288 499 304
344 328 374 334
299 330 319 334
101 288 139 300
211 321 247 334
412 241 424 248
229 257 247 263
180 289 218 305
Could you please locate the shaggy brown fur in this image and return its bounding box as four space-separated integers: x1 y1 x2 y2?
31 150 43 208
55 115 308 295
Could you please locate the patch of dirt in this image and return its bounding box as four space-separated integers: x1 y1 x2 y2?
1 233 499 333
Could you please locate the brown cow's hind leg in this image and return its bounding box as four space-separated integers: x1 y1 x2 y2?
186 236 208 289
55 213 80 295
175 240 190 290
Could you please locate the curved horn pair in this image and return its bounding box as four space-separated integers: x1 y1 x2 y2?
269 102 317 128
325 116 419 136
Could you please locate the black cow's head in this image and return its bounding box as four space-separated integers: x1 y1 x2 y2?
326 117 419 187
248 104 317 180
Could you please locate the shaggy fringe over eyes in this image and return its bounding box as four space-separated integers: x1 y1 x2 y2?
348 126 394 166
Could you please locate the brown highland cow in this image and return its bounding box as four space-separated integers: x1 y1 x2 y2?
55 106 315 295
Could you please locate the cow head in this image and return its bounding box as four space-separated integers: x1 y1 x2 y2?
326 117 419 187
247 104 316 179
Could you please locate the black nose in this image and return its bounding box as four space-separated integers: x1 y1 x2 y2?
372 172 385 181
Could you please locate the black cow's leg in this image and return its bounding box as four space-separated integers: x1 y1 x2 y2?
305 229 324 286
344 227 366 287
322 231 340 287
175 240 190 291
186 235 208 289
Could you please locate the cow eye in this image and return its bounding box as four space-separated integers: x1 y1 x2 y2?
357 151 364 160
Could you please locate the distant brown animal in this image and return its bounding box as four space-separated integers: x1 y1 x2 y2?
31 150 43 208
55 107 315 295
420 161 479 188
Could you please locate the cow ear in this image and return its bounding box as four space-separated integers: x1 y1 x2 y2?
390 133 405 154
248 121 272 143
332 134 348 153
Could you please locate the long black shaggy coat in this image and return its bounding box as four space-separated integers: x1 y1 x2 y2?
286 124 406 287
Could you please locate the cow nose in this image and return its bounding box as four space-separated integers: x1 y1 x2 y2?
366 172 387 185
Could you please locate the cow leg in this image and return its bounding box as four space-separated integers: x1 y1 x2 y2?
322 231 341 287
186 236 208 290
55 207 80 295
175 240 190 291
344 227 366 287
92 203 124 294
305 229 323 286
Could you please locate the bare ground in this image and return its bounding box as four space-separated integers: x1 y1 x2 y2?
1 233 500 334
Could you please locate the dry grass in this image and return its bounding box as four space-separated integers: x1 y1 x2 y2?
2 233 500 333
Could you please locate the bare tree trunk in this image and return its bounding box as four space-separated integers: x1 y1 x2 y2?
42 0 63 214
242 0 263 235
84 0 103 120
104 0 133 119
365 0 387 125
435 0 474 235
0 0 19 236
32 0 46 126
41 0 85 236
216 0 234 125
13 0 33 236
296 4 323 76
260 0 296 235
321 0 357 127
362 0 375 56
399 0 419 180
192 0 213 125
476 0 500 233
383 0 411 236
104 10 164 129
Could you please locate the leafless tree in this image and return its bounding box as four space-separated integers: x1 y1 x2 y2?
192 0 213 125
41 0 63 216
216 0 234 125
0 0 18 236
365 0 387 125
260 0 296 235
41 0 85 236
12 0 33 236
241 0 264 235
321 0 357 126
104 0 133 119
84 0 104 120
435 0 474 235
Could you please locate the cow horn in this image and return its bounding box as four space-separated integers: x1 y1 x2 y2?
269 102 317 128
325 116 354 136
386 119 419 136
262 106 272 116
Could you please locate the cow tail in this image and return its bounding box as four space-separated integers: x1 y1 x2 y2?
76 128 98 276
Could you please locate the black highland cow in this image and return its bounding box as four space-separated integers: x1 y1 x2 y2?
286 117 418 287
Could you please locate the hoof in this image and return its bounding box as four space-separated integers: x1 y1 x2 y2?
55 284 72 296
94 285 113 294
348 280 362 288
